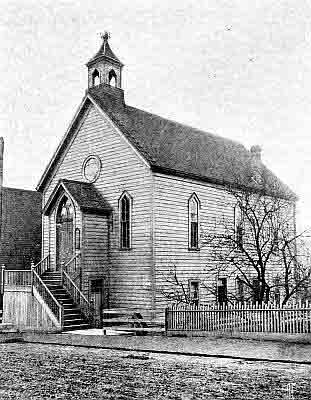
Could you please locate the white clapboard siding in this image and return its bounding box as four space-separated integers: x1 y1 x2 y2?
82 213 109 295
153 173 235 311
42 103 154 310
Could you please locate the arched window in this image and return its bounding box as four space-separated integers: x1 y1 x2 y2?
188 194 199 249
57 197 74 224
108 69 117 87
92 69 100 86
56 196 74 267
119 192 131 249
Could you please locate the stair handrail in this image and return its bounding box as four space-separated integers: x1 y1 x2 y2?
31 268 63 328
63 252 81 272
62 269 96 327
33 255 50 276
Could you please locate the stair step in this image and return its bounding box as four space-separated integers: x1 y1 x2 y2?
63 306 80 311
54 296 72 301
63 324 90 331
65 315 84 320
62 304 80 309
64 312 82 316
64 319 86 325
38 271 91 331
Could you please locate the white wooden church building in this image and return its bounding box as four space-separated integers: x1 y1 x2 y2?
36 33 295 323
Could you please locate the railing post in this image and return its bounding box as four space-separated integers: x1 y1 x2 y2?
30 261 35 295
60 302 64 330
60 262 64 285
0 264 5 295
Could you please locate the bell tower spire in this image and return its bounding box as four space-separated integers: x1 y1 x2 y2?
86 32 124 89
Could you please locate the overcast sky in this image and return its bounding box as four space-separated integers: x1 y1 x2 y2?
1 0 311 230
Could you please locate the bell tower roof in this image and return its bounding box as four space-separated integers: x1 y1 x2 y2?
86 33 124 89
86 32 123 67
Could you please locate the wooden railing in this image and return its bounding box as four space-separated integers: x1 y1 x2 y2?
32 269 63 327
3 270 32 287
166 302 311 334
33 255 50 276
61 253 81 287
62 270 96 327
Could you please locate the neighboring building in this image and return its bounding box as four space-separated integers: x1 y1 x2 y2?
36 34 295 318
0 138 42 269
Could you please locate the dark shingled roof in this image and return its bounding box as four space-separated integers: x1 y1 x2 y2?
62 180 112 213
44 179 112 215
88 84 296 200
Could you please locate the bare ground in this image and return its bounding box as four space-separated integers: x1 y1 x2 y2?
0 343 310 399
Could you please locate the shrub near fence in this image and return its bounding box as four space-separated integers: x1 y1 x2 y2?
165 302 311 334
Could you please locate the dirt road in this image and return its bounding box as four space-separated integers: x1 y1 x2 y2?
0 343 309 399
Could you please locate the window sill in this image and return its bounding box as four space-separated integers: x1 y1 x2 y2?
119 247 132 251
188 247 200 252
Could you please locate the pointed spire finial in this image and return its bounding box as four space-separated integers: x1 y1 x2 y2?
100 31 111 42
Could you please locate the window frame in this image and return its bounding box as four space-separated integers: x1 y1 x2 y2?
188 193 200 251
189 279 200 306
217 277 228 305
119 191 132 250
75 228 81 250
236 276 244 302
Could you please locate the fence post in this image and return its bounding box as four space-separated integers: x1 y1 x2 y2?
0 264 5 295
164 307 168 334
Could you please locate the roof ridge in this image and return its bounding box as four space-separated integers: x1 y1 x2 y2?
125 104 246 148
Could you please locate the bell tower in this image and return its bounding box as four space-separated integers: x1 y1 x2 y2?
86 32 124 89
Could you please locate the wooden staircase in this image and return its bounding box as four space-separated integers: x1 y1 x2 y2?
40 271 90 331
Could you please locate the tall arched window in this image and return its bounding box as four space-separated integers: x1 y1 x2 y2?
92 69 100 86
56 196 74 267
188 194 199 249
119 192 131 249
108 69 117 87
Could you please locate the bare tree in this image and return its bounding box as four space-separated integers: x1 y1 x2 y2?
159 182 311 306
202 184 311 305
159 265 193 305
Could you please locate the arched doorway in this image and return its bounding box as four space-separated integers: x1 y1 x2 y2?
56 196 74 269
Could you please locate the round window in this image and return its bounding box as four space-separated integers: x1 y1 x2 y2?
82 155 101 183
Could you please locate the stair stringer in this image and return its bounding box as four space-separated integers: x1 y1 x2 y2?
33 287 62 330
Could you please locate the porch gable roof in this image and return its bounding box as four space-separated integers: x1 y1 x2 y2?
43 179 112 216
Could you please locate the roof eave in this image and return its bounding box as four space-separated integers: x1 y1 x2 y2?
36 94 90 192
80 206 112 215
86 55 124 68
150 165 297 201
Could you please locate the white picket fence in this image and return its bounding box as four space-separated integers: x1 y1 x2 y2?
165 302 311 334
